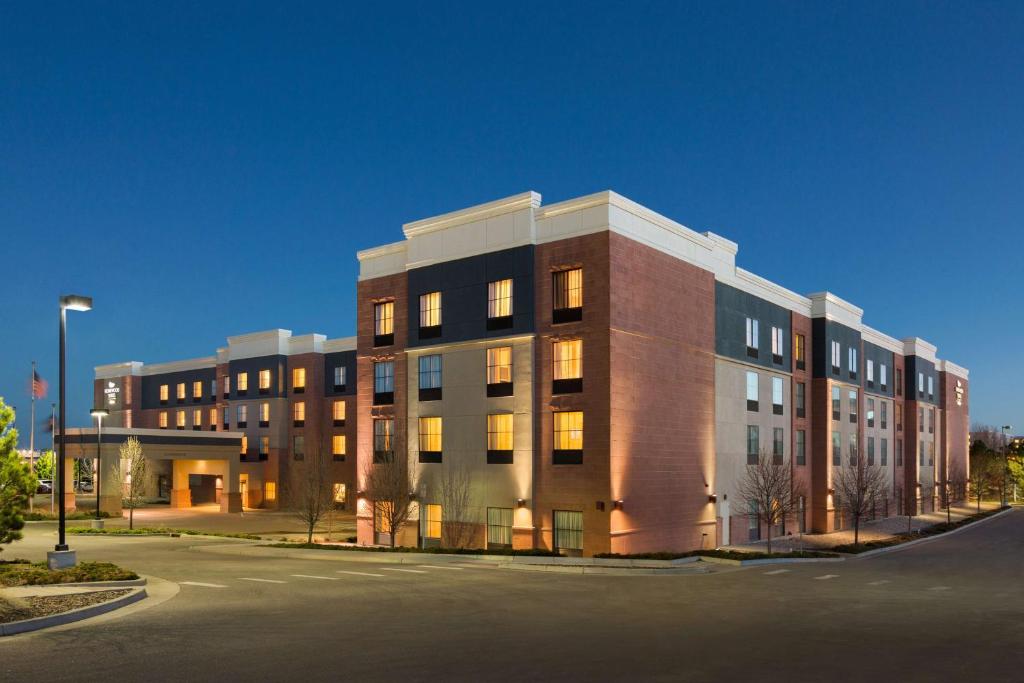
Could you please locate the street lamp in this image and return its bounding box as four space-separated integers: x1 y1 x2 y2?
51 294 93 569
90 408 109 527
1001 425 1012 506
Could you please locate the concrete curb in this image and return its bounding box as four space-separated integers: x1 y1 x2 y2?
852 507 1015 560
699 555 846 567
35 578 148 588
0 587 147 637
500 563 709 576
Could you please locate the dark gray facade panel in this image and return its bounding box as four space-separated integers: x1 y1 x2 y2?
65 433 241 447
905 355 939 405
227 355 288 399
141 367 217 409
811 318 862 384
862 341 895 398
406 245 535 347
714 281 792 371
324 350 357 396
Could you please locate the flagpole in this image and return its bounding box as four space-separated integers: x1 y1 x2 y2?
29 361 36 511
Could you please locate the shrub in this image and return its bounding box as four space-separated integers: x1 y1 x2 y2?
0 561 138 587
265 542 562 557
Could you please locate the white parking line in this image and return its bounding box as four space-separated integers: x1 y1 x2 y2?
928 586 952 591
417 565 464 570
336 570 386 578
381 568 427 574
867 580 891 586
238 578 287 584
763 569 790 575
813 574 839 581
181 581 228 588
291 574 339 581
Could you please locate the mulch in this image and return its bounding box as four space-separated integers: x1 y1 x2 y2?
0 589 131 624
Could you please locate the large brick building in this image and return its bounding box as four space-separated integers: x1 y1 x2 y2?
93 189 970 556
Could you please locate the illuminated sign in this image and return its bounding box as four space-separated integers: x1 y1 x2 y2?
955 380 964 407
104 380 121 407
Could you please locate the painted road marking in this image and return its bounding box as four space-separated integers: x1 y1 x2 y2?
928 586 952 591
763 569 790 575
238 578 287 584
417 565 464 570
381 568 428 574
813 575 839 581
181 581 228 588
291 574 339 581
336 570 386 578
868 580 891 586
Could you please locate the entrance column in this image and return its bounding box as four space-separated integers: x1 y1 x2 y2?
221 456 242 513
98 446 122 515
62 457 76 513
170 460 192 508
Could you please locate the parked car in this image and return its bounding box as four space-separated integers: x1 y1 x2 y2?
78 480 94 493
36 480 52 494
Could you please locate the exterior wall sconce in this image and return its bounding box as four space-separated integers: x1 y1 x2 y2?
356 490 365 498
612 500 624 511
408 491 417 500
827 487 834 495
516 498 526 508
707 494 717 503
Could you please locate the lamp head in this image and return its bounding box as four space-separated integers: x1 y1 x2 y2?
90 408 110 419
60 294 93 312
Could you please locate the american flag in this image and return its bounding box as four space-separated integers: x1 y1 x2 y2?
31 370 48 399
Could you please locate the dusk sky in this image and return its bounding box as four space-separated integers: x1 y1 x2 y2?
2 1 1021 440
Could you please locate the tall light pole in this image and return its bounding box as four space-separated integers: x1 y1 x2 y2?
1001 425 1012 506
90 408 109 527
51 294 92 569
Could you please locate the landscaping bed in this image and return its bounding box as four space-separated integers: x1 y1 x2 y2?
265 542 562 557
830 506 1011 554
68 527 262 541
0 590 131 624
0 560 138 587
24 511 112 521
594 549 840 561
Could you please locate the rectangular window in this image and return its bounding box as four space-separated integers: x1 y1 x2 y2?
868 436 875 465
418 417 442 462
866 359 874 386
867 398 875 428
373 418 394 462
896 368 903 396
896 439 903 466
264 481 276 502
927 375 934 399
423 504 442 539
293 401 305 426
258 369 271 393
747 425 760 465
832 386 841 421
881 438 888 466
192 408 202 430
191 380 202 400
418 354 443 401
771 326 783 363
796 382 806 418
880 364 887 390
222 407 229 429
259 436 269 457
848 347 858 377
919 406 924 432
896 403 903 431
919 442 925 467
259 402 270 427
831 341 841 372
929 407 935 434
237 404 248 427
552 268 583 322
487 278 513 322
487 507 513 548
333 483 347 504
292 367 306 393
746 371 759 412
332 434 346 457
374 301 394 346
772 377 784 415
794 333 806 370
487 413 514 463
849 433 858 466
553 411 583 464
928 441 934 466
210 379 217 399
773 427 784 464
333 365 346 389
849 390 858 424
918 372 924 396
832 431 841 466
240 434 248 455
745 318 759 358
486 346 513 396
159 384 168 403
223 375 230 397
332 399 346 425
293 435 305 460
209 407 217 431
373 361 394 404
176 410 185 429
796 430 806 466
553 510 583 552
176 383 186 401
881 402 888 430
552 339 583 393
419 291 442 332
237 372 248 394
159 411 168 429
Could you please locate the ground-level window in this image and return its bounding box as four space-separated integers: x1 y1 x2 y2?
487 507 513 548
748 502 760 541
264 481 276 502
333 483 346 505
374 502 392 545
422 503 442 540
553 510 583 554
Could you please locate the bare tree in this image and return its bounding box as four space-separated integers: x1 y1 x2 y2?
288 439 334 544
969 451 996 512
363 454 418 548
422 464 476 549
736 450 804 554
833 455 888 545
120 436 146 530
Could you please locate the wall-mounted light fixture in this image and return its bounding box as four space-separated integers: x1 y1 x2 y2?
516 498 526 508
707 494 717 503
612 499 624 511
827 488 834 495
408 491 417 500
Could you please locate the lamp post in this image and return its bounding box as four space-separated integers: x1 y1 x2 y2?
1001 425 1012 506
50 294 92 570
90 408 109 528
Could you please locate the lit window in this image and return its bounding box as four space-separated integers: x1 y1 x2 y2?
374 301 394 336
747 425 759 465
419 354 442 389
333 483 347 504
373 419 394 461
487 414 514 451
209 407 217 428
831 341 841 371
176 410 185 428
553 340 582 380
260 402 269 423
746 318 759 351
374 361 394 394
193 380 203 399
553 411 583 451
260 436 269 456
240 435 248 455
293 401 305 423
486 347 512 385
237 372 248 392
488 279 513 318
259 369 271 391
794 334 806 366
771 326 783 360
487 507 513 547
237 404 248 425
553 510 583 551
177 383 185 400
193 408 202 427
332 434 346 456
333 365 346 387
332 400 345 423
159 385 169 402
553 268 583 311
374 502 392 534
159 411 168 428
264 481 276 501
292 367 306 391
772 377 783 414
420 291 442 328
419 417 442 453
223 376 230 395
423 504 442 539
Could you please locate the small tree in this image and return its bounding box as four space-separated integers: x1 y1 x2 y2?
736 450 804 554
34 449 55 481
363 454 418 548
0 399 35 554
289 439 334 544
833 455 889 545
969 451 996 512
423 464 476 549
120 436 146 529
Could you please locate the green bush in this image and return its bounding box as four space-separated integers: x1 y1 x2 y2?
265 542 562 557
0 560 138 587
68 527 262 540
24 510 112 521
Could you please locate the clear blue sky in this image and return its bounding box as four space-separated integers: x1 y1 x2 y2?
2 1 1021 441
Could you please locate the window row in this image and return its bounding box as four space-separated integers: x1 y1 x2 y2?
158 408 219 431
744 318 799 367
176 400 348 430
159 380 217 404
745 425 805 465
